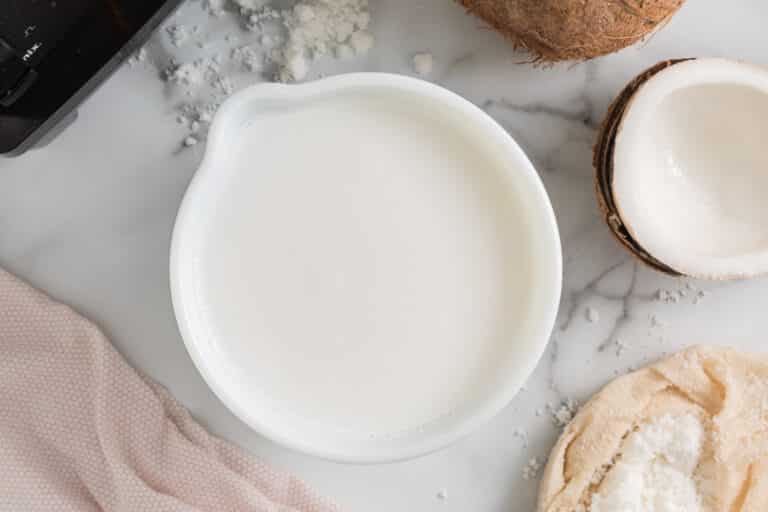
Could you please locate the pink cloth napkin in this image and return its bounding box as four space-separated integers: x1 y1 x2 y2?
0 268 339 512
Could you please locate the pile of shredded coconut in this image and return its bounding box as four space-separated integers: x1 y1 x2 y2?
277 0 373 81
589 414 705 512
229 0 373 82
145 0 375 146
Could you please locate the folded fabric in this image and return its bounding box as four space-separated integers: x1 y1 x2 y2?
0 268 339 512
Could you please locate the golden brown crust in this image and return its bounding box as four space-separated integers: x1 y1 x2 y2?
459 0 686 62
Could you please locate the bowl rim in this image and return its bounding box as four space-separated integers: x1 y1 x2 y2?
170 72 563 464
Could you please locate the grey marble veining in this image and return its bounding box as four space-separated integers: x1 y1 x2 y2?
2 1 768 510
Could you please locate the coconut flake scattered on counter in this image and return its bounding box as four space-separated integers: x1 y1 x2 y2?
656 282 710 305
549 398 579 427
152 0 375 147
127 47 148 67
209 0 374 82
656 289 678 303
522 457 542 481
232 45 262 71
276 0 373 81
166 24 190 47
412 52 434 76
164 59 208 87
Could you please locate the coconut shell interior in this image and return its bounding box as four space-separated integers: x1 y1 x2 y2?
593 59 693 276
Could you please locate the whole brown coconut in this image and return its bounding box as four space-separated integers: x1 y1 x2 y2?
460 0 686 62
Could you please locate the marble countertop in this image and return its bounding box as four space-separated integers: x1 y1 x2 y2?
2 1 768 510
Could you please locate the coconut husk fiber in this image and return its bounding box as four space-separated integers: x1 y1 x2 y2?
460 0 686 62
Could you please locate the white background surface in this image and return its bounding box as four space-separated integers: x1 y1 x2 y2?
2 1 768 510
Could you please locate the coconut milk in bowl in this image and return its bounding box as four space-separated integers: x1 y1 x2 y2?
170 73 562 463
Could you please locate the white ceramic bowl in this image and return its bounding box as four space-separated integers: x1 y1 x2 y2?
170 73 562 463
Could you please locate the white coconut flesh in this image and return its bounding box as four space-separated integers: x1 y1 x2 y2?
612 58 768 279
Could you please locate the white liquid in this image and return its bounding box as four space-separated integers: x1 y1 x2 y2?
201 90 534 436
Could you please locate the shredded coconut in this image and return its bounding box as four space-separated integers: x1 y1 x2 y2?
175 102 220 137
349 30 375 55
232 45 263 71
183 135 199 147
164 56 234 96
656 289 678 304
550 398 579 427
127 47 148 67
589 414 705 512
522 457 542 481
413 52 434 76
656 284 709 305
245 5 281 31
164 59 206 86
209 72 235 95
206 0 228 16
166 24 190 47
277 0 373 81
148 0 376 146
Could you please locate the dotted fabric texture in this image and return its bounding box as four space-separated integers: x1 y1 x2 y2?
0 268 340 512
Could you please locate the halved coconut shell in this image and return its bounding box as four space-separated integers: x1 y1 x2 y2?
595 58 768 280
594 59 691 276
